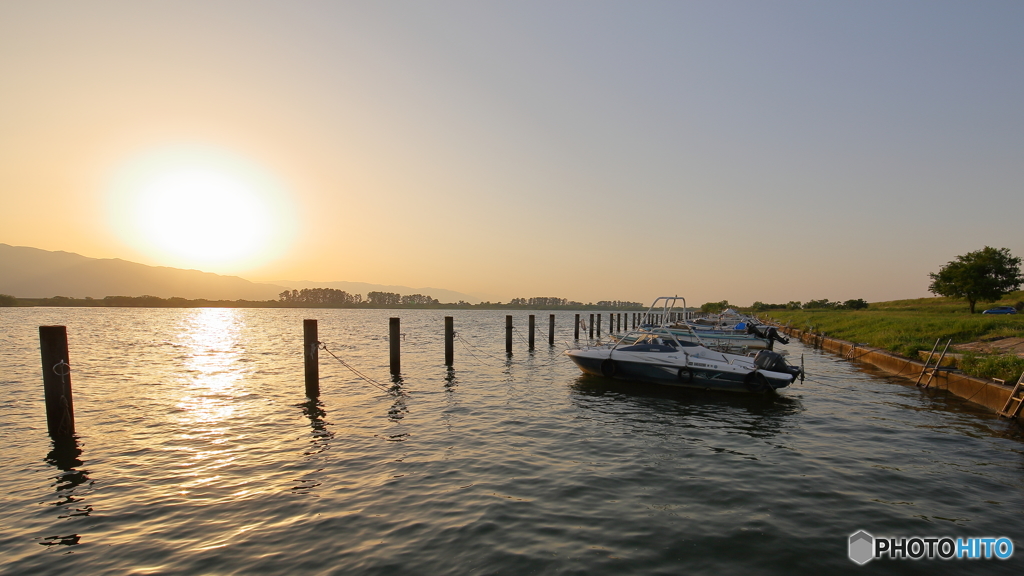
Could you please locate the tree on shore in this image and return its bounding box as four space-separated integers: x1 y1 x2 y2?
928 246 1023 313
0 293 17 307
279 288 362 305
700 300 731 313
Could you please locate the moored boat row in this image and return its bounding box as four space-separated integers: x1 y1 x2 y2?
565 296 802 394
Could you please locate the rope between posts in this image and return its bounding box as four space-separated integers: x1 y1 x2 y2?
512 326 531 346
514 325 552 347
455 331 565 368
318 342 394 393
454 331 508 363
505 327 569 367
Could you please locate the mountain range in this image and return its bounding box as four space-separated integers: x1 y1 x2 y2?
0 243 480 303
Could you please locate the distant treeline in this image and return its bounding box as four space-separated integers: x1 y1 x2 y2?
749 299 869 311
0 292 870 311
508 297 644 308
1 292 648 310
695 299 869 313
278 289 440 306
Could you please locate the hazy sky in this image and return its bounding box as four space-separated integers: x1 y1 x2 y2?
2 1 1022 305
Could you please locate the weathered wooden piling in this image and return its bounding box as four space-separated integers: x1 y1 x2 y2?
528 315 535 350
597 313 602 337
303 319 320 397
506 315 513 356
549 314 555 347
39 326 75 440
589 314 594 339
389 317 401 374
445 316 454 366
575 314 580 340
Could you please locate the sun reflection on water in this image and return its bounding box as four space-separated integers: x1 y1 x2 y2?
170 309 248 496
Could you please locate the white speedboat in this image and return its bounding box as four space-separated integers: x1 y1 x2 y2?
665 321 790 352
566 296 802 393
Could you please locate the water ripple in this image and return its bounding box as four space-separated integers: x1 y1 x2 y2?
1 308 1022 575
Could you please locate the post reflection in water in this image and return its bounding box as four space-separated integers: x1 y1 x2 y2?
502 357 520 400
300 399 333 455
40 438 91 547
441 368 459 435
387 374 408 424
292 399 332 495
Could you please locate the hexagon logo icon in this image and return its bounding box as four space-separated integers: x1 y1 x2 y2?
849 530 874 565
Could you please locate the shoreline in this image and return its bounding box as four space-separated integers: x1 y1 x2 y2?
773 323 1019 420
0 297 646 311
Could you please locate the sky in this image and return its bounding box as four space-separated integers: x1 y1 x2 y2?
2 1 1023 306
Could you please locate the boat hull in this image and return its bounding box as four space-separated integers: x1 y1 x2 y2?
566 348 792 393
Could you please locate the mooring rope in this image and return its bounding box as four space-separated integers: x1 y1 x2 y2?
454 331 508 364
800 377 887 395
319 342 394 393
943 373 989 403
513 325 557 348
454 330 566 368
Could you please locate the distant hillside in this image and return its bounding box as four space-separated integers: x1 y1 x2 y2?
0 244 286 300
263 280 481 305
0 243 483 304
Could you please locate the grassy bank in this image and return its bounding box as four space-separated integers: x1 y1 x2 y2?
758 292 1024 381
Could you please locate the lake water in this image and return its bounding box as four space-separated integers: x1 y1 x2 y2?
1 308 1022 575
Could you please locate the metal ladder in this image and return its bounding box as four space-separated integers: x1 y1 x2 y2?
916 338 951 389
997 372 1024 419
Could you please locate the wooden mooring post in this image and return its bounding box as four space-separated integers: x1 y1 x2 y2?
445 316 454 366
506 315 513 356
575 314 580 340
549 314 555 347
589 314 594 340
528 315 535 351
390 317 401 375
303 319 320 397
39 326 75 441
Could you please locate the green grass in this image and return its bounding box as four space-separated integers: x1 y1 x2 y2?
757 292 1024 381
959 352 1024 383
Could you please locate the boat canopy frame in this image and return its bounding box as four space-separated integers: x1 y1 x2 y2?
616 295 707 352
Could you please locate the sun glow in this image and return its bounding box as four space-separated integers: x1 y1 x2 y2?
108 145 296 271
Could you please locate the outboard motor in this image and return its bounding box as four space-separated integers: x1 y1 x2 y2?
764 326 789 345
753 350 801 382
746 324 790 348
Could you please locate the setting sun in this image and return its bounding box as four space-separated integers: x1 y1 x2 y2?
107 145 295 272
